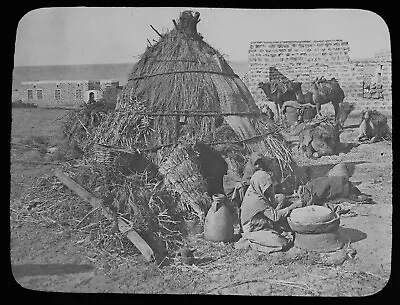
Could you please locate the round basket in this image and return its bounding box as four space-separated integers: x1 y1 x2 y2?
288 216 340 234
288 205 340 234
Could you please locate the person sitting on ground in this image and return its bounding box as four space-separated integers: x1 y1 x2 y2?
235 155 302 253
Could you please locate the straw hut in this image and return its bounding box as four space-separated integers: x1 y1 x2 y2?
94 11 298 219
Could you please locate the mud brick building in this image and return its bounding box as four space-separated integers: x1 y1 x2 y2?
19 79 121 107
245 40 392 113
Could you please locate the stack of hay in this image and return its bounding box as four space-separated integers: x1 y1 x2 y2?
62 101 115 152
288 205 343 252
96 10 299 218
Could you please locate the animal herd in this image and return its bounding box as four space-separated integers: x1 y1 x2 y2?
257 77 391 159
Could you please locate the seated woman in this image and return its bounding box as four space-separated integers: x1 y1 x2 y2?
225 153 289 228
235 156 302 253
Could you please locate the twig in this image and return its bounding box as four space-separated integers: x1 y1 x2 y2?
363 271 389 282
205 278 319 295
271 280 319 295
73 207 101 229
197 255 226 267
150 25 162 37
205 279 267 293
75 113 91 136
11 159 66 166
172 19 178 29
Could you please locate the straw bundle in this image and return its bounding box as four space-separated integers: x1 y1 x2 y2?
12 161 188 256
158 143 211 221
92 97 154 151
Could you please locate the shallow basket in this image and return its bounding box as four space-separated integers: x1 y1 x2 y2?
288 215 340 234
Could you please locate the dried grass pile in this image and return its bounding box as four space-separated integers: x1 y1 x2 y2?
62 101 115 151
11 160 189 257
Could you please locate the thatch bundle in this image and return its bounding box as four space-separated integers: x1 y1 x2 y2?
158 143 212 219
96 11 296 185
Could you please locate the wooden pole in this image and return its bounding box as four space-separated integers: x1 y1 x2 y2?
53 168 155 262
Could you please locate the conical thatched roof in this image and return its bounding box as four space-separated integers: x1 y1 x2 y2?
97 11 297 183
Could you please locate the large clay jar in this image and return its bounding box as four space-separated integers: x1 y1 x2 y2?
204 194 234 242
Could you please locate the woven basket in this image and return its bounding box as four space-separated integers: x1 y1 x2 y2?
92 144 118 166
159 143 211 218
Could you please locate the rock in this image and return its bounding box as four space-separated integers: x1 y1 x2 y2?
320 249 348 266
176 247 195 265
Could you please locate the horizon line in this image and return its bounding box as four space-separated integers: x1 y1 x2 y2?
13 54 384 68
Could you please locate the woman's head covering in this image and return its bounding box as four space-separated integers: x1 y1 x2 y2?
249 170 274 200
249 152 265 166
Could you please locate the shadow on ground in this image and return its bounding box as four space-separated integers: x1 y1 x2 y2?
12 263 94 278
338 227 367 244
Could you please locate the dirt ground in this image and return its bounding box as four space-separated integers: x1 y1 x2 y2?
10 108 392 296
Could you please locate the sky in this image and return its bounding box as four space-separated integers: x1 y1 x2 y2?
14 7 391 66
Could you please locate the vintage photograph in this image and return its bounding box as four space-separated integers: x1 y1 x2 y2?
11 7 391 296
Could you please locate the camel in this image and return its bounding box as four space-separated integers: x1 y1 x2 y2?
306 77 345 120
258 80 304 122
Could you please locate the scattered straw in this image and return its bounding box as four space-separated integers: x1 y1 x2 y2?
204 278 319 295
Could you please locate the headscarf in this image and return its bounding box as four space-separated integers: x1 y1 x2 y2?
242 152 277 184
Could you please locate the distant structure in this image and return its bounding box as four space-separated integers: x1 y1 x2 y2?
17 79 122 107
246 40 392 111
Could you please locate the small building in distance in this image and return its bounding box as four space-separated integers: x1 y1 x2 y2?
19 79 122 107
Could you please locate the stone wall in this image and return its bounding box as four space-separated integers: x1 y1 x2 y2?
246 40 392 114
